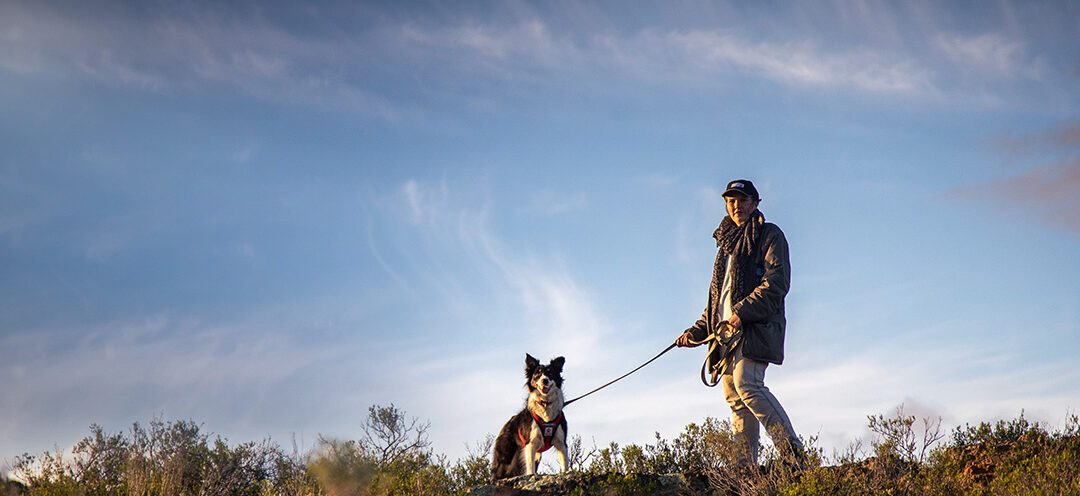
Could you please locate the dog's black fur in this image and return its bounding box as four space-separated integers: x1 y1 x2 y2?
491 354 568 480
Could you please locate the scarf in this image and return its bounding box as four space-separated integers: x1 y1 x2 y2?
712 210 765 306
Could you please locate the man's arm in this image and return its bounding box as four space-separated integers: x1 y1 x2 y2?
678 308 710 347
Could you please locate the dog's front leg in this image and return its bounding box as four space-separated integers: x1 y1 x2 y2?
552 434 568 473
522 440 538 475
524 447 537 477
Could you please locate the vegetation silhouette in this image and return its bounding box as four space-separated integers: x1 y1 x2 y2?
5 404 1079 495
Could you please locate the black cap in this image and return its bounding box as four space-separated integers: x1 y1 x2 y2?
722 179 759 200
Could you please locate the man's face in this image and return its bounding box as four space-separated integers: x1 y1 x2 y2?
724 193 759 226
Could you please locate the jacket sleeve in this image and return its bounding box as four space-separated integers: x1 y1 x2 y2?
731 224 790 323
686 309 709 341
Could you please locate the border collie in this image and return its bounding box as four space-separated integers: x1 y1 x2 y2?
491 354 568 479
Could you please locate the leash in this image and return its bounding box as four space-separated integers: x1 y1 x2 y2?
564 342 677 406
563 322 739 406
693 324 742 388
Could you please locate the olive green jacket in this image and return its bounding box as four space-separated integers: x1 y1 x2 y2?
687 221 790 365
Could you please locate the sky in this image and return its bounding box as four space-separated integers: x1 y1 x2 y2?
2 0 1079 474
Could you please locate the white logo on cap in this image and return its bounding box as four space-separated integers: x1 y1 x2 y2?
732 182 744 188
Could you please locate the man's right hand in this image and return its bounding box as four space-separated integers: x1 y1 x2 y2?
675 330 700 348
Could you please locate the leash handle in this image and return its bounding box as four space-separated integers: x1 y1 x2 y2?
564 342 678 406
679 322 739 388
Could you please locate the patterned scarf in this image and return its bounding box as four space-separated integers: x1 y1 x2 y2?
712 210 765 305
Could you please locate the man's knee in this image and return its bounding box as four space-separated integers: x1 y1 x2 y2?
727 397 751 415
732 376 767 402
722 377 744 409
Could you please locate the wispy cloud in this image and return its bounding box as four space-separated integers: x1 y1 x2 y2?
401 19 938 96
521 189 587 216
934 33 1038 78
953 158 1080 233
1050 122 1080 147
388 179 609 357
401 19 575 67
959 121 1080 234
0 2 408 118
987 121 1080 157
656 30 934 94
6 2 1058 119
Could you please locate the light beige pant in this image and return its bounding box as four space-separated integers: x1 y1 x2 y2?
721 343 801 465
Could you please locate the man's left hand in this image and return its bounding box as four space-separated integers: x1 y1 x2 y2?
727 314 742 329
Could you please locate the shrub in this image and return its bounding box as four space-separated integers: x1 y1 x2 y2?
13 418 314 496
446 435 493 491
303 403 496 495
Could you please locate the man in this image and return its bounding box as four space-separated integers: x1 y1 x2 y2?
676 179 804 467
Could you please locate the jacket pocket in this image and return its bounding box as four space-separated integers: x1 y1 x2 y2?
743 319 785 365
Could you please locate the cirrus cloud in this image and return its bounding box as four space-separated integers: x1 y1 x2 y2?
956 122 1080 234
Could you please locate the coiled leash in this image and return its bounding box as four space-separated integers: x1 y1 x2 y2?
691 322 742 388
563 322 740 406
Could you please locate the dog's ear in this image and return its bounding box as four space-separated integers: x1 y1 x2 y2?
549 356 565 373
525 354 539 374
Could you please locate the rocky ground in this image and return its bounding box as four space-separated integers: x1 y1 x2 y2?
468 471 718 496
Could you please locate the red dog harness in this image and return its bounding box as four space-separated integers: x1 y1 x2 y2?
517 412 566 453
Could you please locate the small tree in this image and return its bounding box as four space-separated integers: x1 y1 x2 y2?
868 404 945 465
73 424 128 494
360 404 431 465
565 435 596 472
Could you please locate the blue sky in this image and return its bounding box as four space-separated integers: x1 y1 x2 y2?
2 0 1078 471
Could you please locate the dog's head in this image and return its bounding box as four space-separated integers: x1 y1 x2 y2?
524 354 564 396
